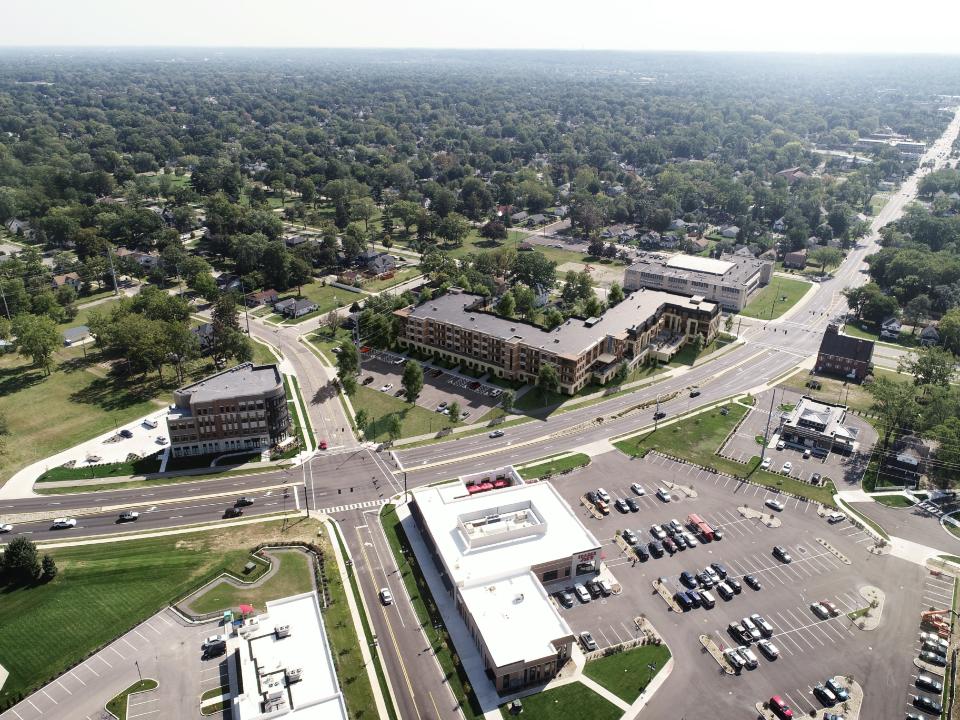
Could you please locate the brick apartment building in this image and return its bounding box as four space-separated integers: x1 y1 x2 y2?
816 324 875 382
393 289 720 395
166 362 290 458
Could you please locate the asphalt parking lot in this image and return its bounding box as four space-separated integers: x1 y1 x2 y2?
359 351 502 421
720 389 876 487
542 448 939 719
0 609 227 720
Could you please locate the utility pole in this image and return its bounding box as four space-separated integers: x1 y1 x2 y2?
0 281 9 319
106 245 119 296
760 389 778 465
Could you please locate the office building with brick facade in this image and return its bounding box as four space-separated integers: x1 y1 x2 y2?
166 362 290 458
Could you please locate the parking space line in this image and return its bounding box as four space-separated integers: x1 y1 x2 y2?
84 663 100 678
765 615 802 654
594 627 614 648
56 680 72 696
69 671 86 687
9 709 23 720
96 654 112 669
110 646 126 661
607 625 625 643
785 608 825 646
143 622 163 636
41 689 57 705
133 629 148 642
770 612 811 650
28 700 41 715
120 636 138 652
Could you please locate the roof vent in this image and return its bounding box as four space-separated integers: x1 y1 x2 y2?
275 624 291 639
514 593 525 604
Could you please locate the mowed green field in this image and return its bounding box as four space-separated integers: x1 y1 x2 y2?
189 549 314 614
739 276 812 320
0 351 167 484
498 682 621 720
0 519 323 708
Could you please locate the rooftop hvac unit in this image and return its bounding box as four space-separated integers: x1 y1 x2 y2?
275 624 291 639
264 680 284 701
285 667 303 683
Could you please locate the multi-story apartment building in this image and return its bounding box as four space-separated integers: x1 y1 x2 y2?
623 253 773 311
393 288 719 395
166 362 290 458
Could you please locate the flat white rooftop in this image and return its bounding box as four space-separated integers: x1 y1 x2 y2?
460 571 570 669
233 592 348 720
665 254 734 276
411 479 601 588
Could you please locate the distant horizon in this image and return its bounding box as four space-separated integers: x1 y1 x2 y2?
6 0 960 55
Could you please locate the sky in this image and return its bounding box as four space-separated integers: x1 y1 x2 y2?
5 0 960 54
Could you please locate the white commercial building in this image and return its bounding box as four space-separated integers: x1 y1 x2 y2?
230 592 349 720
409 468 601 693
624 252 773 311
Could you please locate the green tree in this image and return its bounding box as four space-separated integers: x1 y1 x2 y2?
808 246 843 274
40 554 58 582
288 256 313 296
500 390 515 414
929 417 960 489
513 285 536 319
512 252 557 291
384 413 403 441
2 536 40 582
350 197 377 232
496 291 516 317
211 294 252 370
898 346 956 387
537 363 561 403
436 213 471 248
939 307 960 355
447 401 462 424
336 341 360 396
867 377 920 449
612 361 629 385
608 282 625 306
13 314 59 375
355 409 370 434
401 360 424 404
542 307 564 330
583 294 603 318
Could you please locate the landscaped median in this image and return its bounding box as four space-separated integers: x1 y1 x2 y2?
106 679 158 720
612 400 838 508
516 452 591 480
499 682 621 720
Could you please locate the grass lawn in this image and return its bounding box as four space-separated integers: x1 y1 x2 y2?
106 679 158 720
872 494 916 508
250 337 278 364
779 369 890 415
189 549 314 614
842 321 920 349
518 453 591 479
33 464 290 495
869 192 891 215
614 402 838 507
36 452 163 482
351 385 457 441
739 276 812 320
0 349 172 484
0 518 323 710
363 266 421 293
498 682 621 720
309 326 352 364
381 504 482 720
57 296 124 333
582 644 671 703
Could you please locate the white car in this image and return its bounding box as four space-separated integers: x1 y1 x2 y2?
630 483 646 496
656 488 672 503
0 523 13 533
596 488 611 503
765 498 785 512
379 383 394 393
760 457 772 470
51 518 77 529
776 440 786 450
156 436 169 445
379 588 394 605
202 634 225 649
780 461 792 475
757 638 779 659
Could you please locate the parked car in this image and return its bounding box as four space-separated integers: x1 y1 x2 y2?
579 631 597 651
118 511 139 522
586 490 599 505
394 388 405 397
573 584 591 603
614 498 629 513
726 577 742 594
813 685 836 706
776 440 786 450
379 383 394 392
741 617 762 642
634 544 649 561
650 525 667 540
379 588 393 605
202 634 225 649
595 500 610 515
713 526 724 540
825 678 848 702
750 613 774 637
622 529 638 546
556 590 575 608
728 622 751 645
662 537 677 554
630 483 646 496
648 541 664 558
769 695 794 719
51 518 77 529
656 487 672 502
736 645 758 669
156 436 169 445
920 650 948 667
758 638 779 659
202 640 227 659
744 574 761 591
916 675 943 693
596 488 611 503
586 580 603 598
761 457 772 470
919 632 949 650
710 562 728 579
699 590 716 609
765 498 785 512
697 571 714 588
680 571 698 588
773 545 793 563
715 582 733 601
598 578 612 596
362 376 375 385
119 428 134 438
625 497 639 512
675 591 693 611
811 602 830 619
489 430 505 438
781 461 793 475
811 472 822 485
681 532 697 548
820 600 840 617
912 695 942 714
724 648 744 671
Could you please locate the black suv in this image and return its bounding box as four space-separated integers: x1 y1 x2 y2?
648 541 664 558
